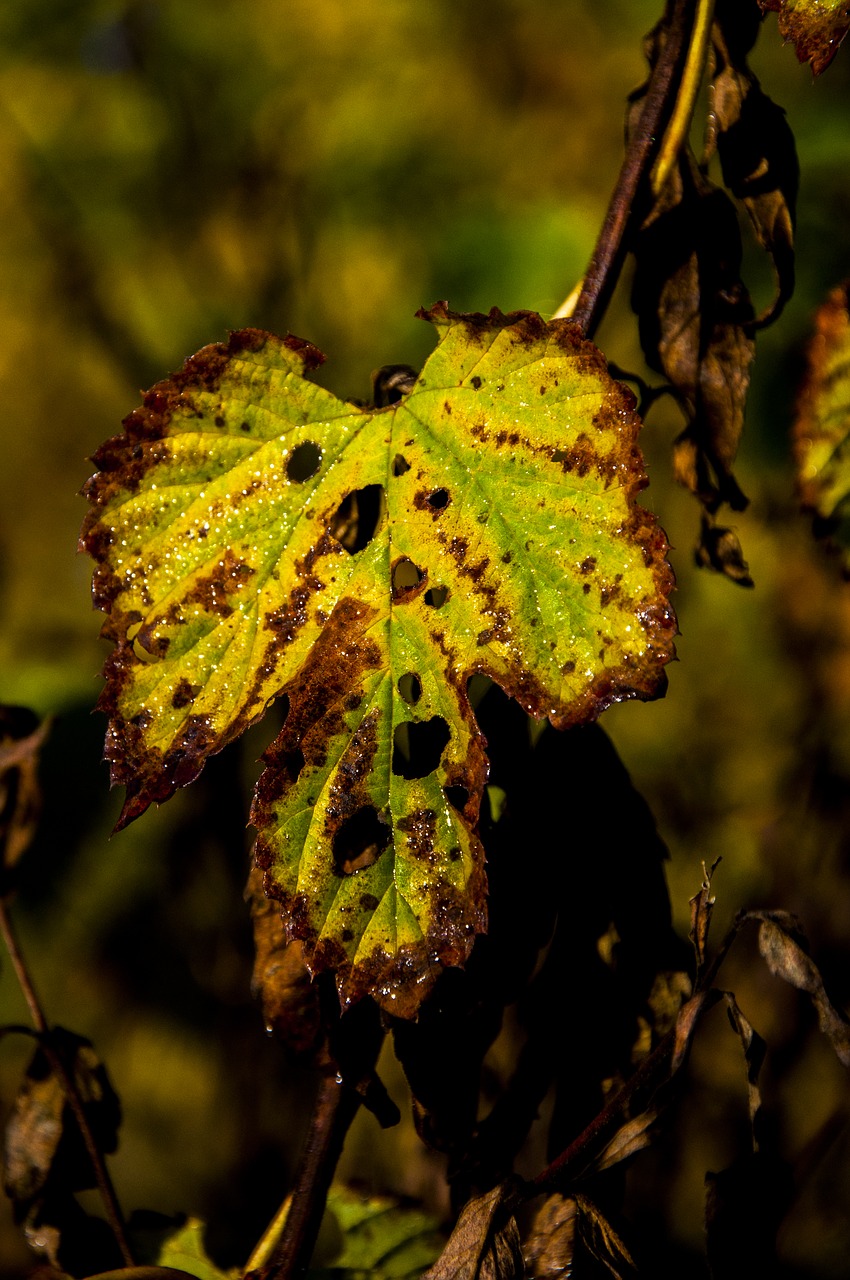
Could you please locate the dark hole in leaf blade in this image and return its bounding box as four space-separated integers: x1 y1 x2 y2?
424 586 449 609
287 441 322 482
427 489 450 509
392 557 425 598
398 673 422 705
392 717 450 779
332 805 391 875
329 484 386 553
444 784 469 812
392 454 411 476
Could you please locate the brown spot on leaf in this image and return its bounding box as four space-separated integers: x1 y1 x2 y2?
171 679 198 709
185 550 255 618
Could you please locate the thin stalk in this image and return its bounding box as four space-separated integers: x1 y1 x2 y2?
651 0 716 196
245 1065 362 1280
570 0 702 339
0 899 134 1268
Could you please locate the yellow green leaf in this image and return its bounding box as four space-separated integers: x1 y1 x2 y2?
81 305 675 1014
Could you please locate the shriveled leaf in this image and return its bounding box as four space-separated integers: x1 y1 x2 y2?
574 1196 637 1279
0 705 49 890
154 1218 233 1280
592 1110 657 1174
753 910 850 1067
723 992 766 1143
245 863 322 1055
420 1182 523 1280
4 1030 121 1271
689 857 721 980
794 281 850 570
632 155 755 583
759 0 850 74
82 306 675 1014
4 1030 120 1211
671 989 722 1076
524 1194 576 1278
712 0 799 327
309 1185 444 1278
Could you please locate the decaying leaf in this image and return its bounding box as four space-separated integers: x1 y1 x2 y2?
689 857 721 981
723 992 766 1143
712 0 799 327
632 154 755 582
526 1194 637 1280
245 863 322 1055
3 1030 121 1269
753 910 850 1067
419 1182 523 1280
82 306 675 1015
592 1110 657 1174
759 0 850 74
794 281 850 571
0 705 49 890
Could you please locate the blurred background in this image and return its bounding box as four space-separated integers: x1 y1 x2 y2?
1 0 850 1274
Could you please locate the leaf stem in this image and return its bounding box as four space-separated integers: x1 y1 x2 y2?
651 0 716 196
531 1027 676 1193
0 898 134 1268
244 1060 362 1280
570 0 703 340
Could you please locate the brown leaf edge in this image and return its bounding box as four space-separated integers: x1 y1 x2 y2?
759 0 850 75
79 328 325 833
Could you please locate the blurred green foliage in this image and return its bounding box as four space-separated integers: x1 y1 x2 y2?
1 1 850 1276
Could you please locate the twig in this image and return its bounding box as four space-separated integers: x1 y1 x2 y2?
532 1027 676 1193
570 0 702 339
244 1060 362 1280
0 898 135 1268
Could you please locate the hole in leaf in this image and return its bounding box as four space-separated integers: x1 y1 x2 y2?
329 484 385 553
424 586 449 609
398 673 422 705
373 364 418 406
332 805 391 875
444 785 469 812
392 716 450 779
287 441 322 482
427 489 450 509
392 454 411 476
392 558 424 598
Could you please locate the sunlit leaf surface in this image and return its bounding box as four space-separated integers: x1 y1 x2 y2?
82 305 675 1013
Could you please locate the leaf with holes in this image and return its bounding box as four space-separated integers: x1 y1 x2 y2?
81 304 675 1015
795 281 850 570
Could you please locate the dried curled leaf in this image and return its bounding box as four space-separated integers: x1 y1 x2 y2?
632 154 755 583
754 910 850 1067
82 306 675 1014
3 1030 121 1270
526 1195 637 1280
420 1182 523 1280
712 0 799 327
759 0 850 74
794 281 850 570
245 863 322 1055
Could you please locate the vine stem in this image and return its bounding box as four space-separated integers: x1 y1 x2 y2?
244 1061 362 1280
570 0 704 340
0 898 135 1268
